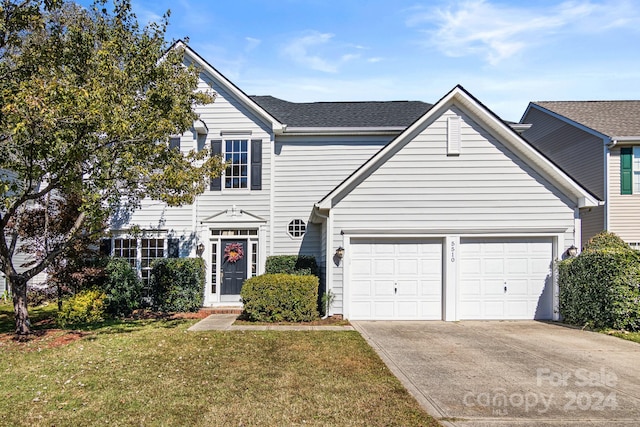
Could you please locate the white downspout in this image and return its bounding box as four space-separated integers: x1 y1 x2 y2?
605 138 616 231
312 207 331 319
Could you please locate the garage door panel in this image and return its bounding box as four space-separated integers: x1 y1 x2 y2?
373 301 395 318
397 280 418 296
506 279 528 296
460 259 481 275
352 280 372 297
460 237 553 320
350 301 372 318
506 258 528 275
460 279 480 296
374 280 394 296
420 279 441 296
351 259 372 275
349 239 442 320
398 259 419 275
374 259 395 275
484 259 505 274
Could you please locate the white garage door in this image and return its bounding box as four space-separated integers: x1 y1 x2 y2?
459 237 554 320
349 238 442 320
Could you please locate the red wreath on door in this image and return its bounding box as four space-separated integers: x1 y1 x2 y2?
224 242 244 263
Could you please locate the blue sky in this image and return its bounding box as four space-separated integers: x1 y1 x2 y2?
80 0 640 121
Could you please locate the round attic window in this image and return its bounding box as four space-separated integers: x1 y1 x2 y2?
287 219 307 238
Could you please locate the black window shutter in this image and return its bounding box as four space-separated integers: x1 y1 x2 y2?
169 137 180 151
167 238 180 258
99 238 112 256
251 139 262 190
210 139 222 191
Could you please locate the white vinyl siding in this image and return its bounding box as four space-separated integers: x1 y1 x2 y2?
272 136 391 256
330 108 576 315
609 146 640 242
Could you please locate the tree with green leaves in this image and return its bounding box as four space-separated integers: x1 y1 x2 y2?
0 0 222 336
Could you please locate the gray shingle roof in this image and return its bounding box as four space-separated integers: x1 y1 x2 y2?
534 101 640 138
250 95 432 128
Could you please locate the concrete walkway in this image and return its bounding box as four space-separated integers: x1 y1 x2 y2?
187 313 355 331
353 320 640 427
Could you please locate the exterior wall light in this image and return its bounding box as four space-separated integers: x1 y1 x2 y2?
566 245 578 258
335 246 345 259
196 243 205 257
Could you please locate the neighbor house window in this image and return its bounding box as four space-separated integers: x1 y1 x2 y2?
287 219 307 238
620 147 640 194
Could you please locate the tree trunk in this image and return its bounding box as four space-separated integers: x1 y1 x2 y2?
10 275 31 337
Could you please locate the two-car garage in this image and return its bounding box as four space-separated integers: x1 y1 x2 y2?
347 237 554 321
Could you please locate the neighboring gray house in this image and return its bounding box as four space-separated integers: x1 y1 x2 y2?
520 101 640 245
107 43 597 321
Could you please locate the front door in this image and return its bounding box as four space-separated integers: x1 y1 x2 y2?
221 239 247 295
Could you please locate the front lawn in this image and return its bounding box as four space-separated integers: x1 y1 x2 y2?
605 330 640 344
0 304 440 426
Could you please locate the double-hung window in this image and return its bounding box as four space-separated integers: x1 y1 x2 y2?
224 139 248 189
210 138 262 191
620 147 640 194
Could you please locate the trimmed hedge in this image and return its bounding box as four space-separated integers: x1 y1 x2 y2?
558 232 640 331
241 273 319 322
265 255 319 276
103 258 142 317
149 258 205 312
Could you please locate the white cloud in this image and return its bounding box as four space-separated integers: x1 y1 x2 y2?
282 31 340 73
281 31 372 73
245 37 262 52
407 0 640 65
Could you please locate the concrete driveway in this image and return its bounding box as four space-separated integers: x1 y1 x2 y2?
353 321 640 427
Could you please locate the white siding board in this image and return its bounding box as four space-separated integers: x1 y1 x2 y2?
272 137 390 256
330 109 576 315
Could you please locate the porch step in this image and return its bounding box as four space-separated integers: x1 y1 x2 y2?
199 307 244 315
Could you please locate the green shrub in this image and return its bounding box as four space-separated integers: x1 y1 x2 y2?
103 258 142 317
582 231 634 253
558 232 640 331
265 255 319 276
241 273 319 322
149 258 205 312
57 289 106 326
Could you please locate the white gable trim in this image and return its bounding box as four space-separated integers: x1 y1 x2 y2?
316 85 599 211
175 41 284 134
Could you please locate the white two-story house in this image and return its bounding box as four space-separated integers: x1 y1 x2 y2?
105 42 598 321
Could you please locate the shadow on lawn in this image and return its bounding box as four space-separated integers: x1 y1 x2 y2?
0 303 194 338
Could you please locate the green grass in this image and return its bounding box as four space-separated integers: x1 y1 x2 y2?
604 330 640 343
0 303 440 426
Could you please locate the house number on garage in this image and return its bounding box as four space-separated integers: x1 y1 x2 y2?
450 241 456 262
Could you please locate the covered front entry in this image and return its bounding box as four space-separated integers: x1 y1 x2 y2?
348 238 443 320
220 239 247 296
458 237 554 320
